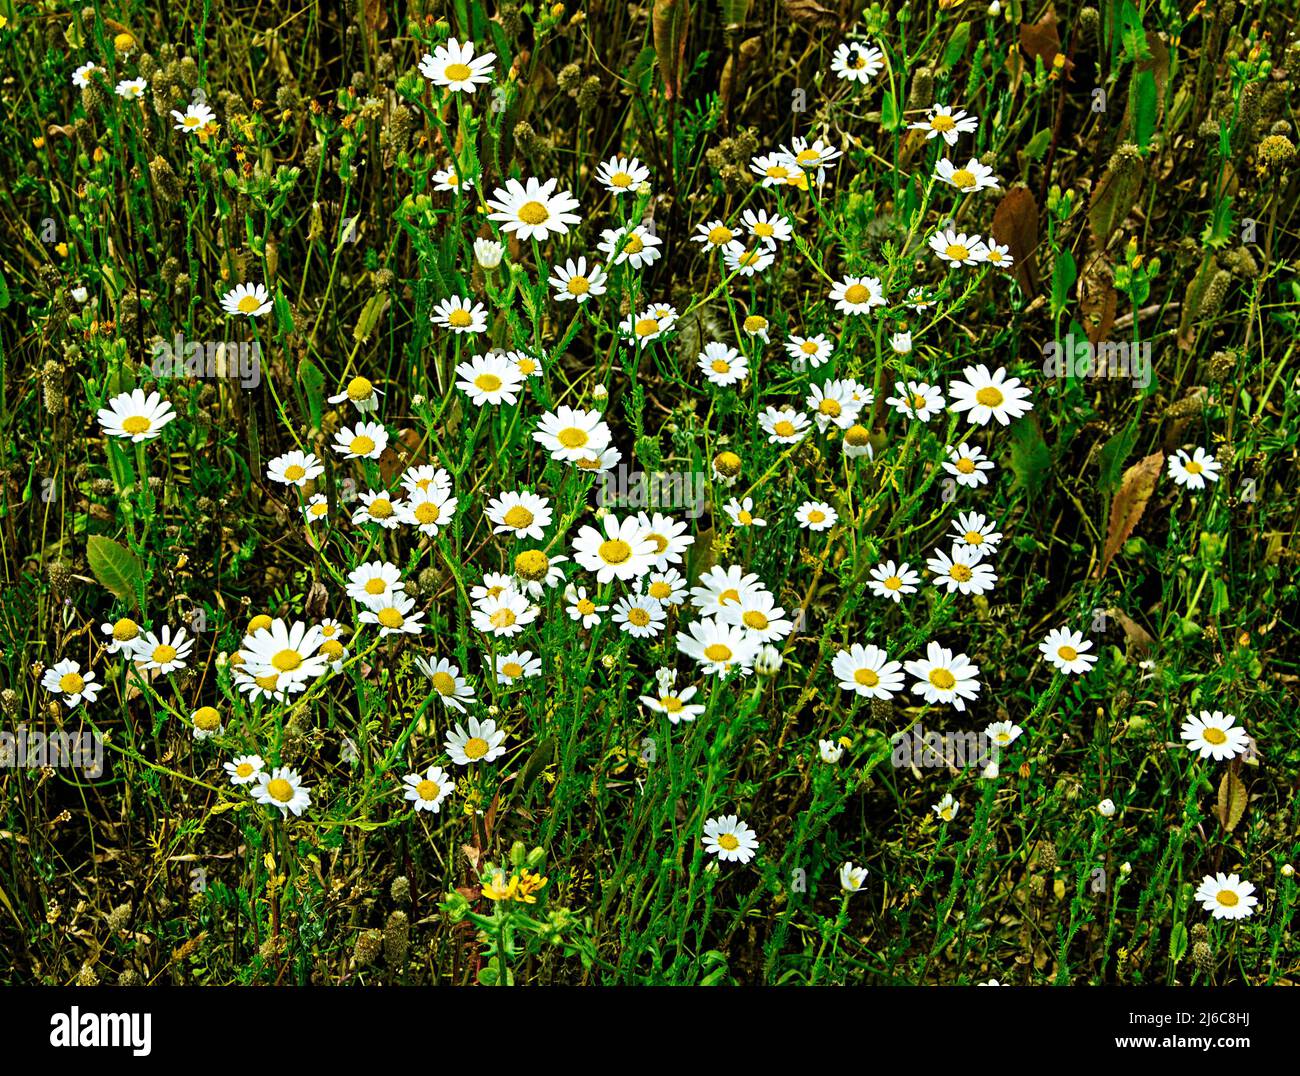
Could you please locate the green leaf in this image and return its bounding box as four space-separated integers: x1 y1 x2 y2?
1098 421 1139 497
1008 415 1051 499
1169 921 1188 965
880 90 900 131
298 358 325 430
940 22 971 70
1131 68 1158 149
1023 127 1052 161
86 535 143 603
1051 249 1077 320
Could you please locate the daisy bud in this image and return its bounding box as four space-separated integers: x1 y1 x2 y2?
755 645 783 676
1283 863 1295 877
1120 862 1131 876
474 237 504 269
591 384 608 399
713 450 742 479
1097 798 1116 817
601 654 616 669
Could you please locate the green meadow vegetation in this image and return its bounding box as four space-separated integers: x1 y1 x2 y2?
0 0 1297 985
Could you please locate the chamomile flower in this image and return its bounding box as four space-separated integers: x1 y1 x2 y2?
494 650 542 685
100 616 143 655
741 313 770 343
831 41 883 83
840 862 869 893
486 491 552 541
820 739 845 763
572 514 658 583
1194 873 1258 920
302 494 330 523
640 677 705 724
96 389 176 442
867 560 921 603
573 445 624 475
932 793 960 822
327 376 383 414
702 815 759 863
434 165 476 192
904 641 982 711
471 572 516 604
415 657 476 712
842 423 875 459
759 406 811 445
73 62 100 88
944 442 995 488
506 350 543 379
807 380 862 431
455 352 525 407
512 549 568 599
224 754 265 786
1034 626 1096 675
928 544 998 595
115 77 148 99
471 589 537 638
41 659 102 707
620 306 676 344
351 489 403 530
332 421 389 460
982 240 1013 271
133 625 193 675
723 497 766 528
829 275 886 315
1167 447 1222 490
698 342 749 387
642 568 688 607
750 151 801 187
404 765 455 813
890 331 913 356
833 644 904 699
929 228 988 267
690 564 763 615
947 364 1034 426
486 176 582 242
346 561 404 604
984 720 1023 748
599 223 663 269
533 406 611 462
886 380 946 423
549 256 607 304
613 595 667 639
785 333 835 369
267 450 324 488
400 487 458 537
240 619 328 687
191 706 224 741
401 465 453 499
360 593 426 637
692 219 738 249
741 208 793 248
935 156 1000 193
445 716 507 766
909 104 979 146
796 500 838 531
252 766 312 817
431 295 489 335
564 585 608 628
171 102 215 133
718 590 792 644
677 618 760 676
950 511 1003 558
220 282 272 317
783 136 843 184
636 511 695 569
1180 711 1250 762
418 37 496 93
722 242 775 277
595 155 650 194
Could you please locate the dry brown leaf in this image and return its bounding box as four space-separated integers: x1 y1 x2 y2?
990 187 1041 296
1095 451 1163 578
781 0 838 28
1079 256 1118 345
1216 769 1248 833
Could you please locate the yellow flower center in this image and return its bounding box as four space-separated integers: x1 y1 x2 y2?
557 426 589 449
474 373 502 392
819 399 842 416
416 778 441 800
321 640 344 660
444 62 472 81
1185 460 1204 474
349 434 376 456
112 618 139 641
599 539 632 565
854 668 880 688
806 510 826 524
1057 645 1078 661
945 243 970 261
267 778 294 803
59 672 85 693
646 532 668 554
502 661 524 679
347 376 373 401
950 168 976 189
1203 727 1227 745
928 668 957 690
518 201 550 225
448 309 472 328
517 356 537 374
743 315 766 333
648 581 671 599
490 607 517 629
414 501 442 525
975 386 1005 408
662 696 683 713
503 505 534 529
463 737 489 760
743 610 769 630
283 464 306 481
367 498 394 519
956 458 976 474
254 673 279 690
846 425 870 446
515 550 550 580
949 563 973 583
627 607 651 627
965 531 984 546
737 510 753 525
377 607 405 629
773 420 797 438
364 578 387 595
625 234 644 254
719 588 740 605
609 170 634 187
704 643 733 663
931 114 956 132
634 317 660 337
711 359 731 374
708 225 733 245
272 649 302 672
566 276 590 295
843 283 870 305
718 833 740 850
1216 889 1239 907
432 671 456 696
576 598 596 615
235 762 253 777
121 415 152 435
237 294 261 313
801 341 819 354
883 576 902 590
194 706 220 730
765 165 789 180
152 644 178 665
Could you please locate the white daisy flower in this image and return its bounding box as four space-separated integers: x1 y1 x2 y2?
267 450 324 488
635 511 695 570
100 616 143 655
41 659 102 707
718 590 792 643
532 406 611 462
486 176 582 242
820 739 844 763
571 513 658 583
984 720 1023 748
935 156 1000 193
867 560 920 603
486 490 552 541
832 644 904 699
927 543 998 595
418 37 496 93
722 241 775 277
932 793 960 822
327 375 383 414
564 585 608 628
1180 711 1250 762
494 649 542 685
759 406 811 445
908 104 979 145
842 423 875 459
73 61 100 88
96 389 176 442
431 295 489 334
1038 626 1097 675
115 77 148 99
785 333 834 369
399 487 458 537
795 500 838 531
404 765 455 813
351 488 403 530
698 341 749 387
400 464 453 498
948 364 1034 426
470 589 537 638
332 421 389 460
252 766 312 817
224 754 265 786
740 207 793 248
807 380 862 431
220 282 272 317
928 228 988 266
549 256 608 304
840 861 869 893
904 641 982 711
1168 447 1222 490
359 592 426 637
171 102 215 133
415 656 476 712
982 240 1013 271
640 677 705 724
950 511 1003 558
434 164 477 192
885 380 946 422
595 155 650 194
133 625 193 675
702 815 759 863
944 442 995 487
445 716 506 766
1194 873 1258 920
723 496 765 528
191 706 224 741
677 618 760 677
473 236 503 265
612 595 667 639
750 151 801 187
346 561 404 604
689 564 763 616
692 219 738 249
455 352 525 407
642 568 688 607
829 275 886 315
831 41 883 83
